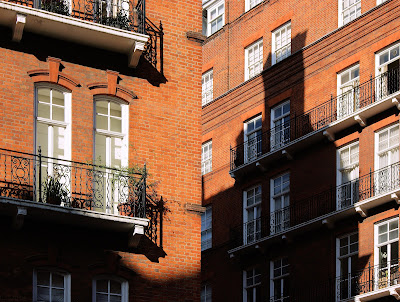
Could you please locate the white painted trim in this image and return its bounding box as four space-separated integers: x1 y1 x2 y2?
205 0 224 36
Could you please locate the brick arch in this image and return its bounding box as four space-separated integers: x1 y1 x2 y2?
87 70 137 104
27 57 80 91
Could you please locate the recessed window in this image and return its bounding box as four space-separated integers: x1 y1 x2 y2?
336 233 358 300
244 115 262 163
203 0 224 36
245 39 263 81
202 69 213 106
93 276 129 302
270 173 290 234
243 268 261 302
339 0 361 26
33 269 71 302
243 185 262 244
202 140 212 175
337 142 359 209
270 258 289 302
201 205 212 251
272 22 291 65
270 101 290 150
337 65 360 119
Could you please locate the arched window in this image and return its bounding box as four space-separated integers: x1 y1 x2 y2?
92 276 129 302
33 269 71 302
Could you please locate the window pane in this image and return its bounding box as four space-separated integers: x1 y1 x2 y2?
110 280 121 294
51 288 64 302
96 101 108 115
52 106 65 122
52 90 64 106
38 88 51 103
37 286 50 301
53 126 65 159
95 134 107 164
97 279 108 293
110 295 122 302
97 115 108 130
38 103 51 119
110 102 122 117
37 123 49 157
110 118 122 132
37 271 50 286
52 273 64 288
96 293 109 302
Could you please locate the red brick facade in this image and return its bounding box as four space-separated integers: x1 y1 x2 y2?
0 0 202 300
202 0 400 301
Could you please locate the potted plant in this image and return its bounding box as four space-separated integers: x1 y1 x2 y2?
40 0 70 16
44 176 69 206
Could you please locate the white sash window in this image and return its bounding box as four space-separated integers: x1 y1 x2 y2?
244 115 262 162
243 186 261 244
270 173 290 234
271 101 290 150
337 142 359 209
337 65 360 119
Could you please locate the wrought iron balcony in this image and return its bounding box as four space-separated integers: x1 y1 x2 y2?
0 148 147 218
336 260 400 301
1 0 163 72
230 67 400 172
230 162 400 250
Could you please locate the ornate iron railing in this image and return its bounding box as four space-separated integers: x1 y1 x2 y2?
336 260 400 301
230 162 400 249
230 67 400 171
0 148 147 218
6 0 164 73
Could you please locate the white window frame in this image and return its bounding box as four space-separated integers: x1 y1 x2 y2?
270 101 290 150
243 268 261 302
336 141 359 210
377 0 389 4
202 69 213 106
34 83 72 161
243 185 262 245
33 269 71 302
272 22 291 65
338 0 361 27
337 65 360 119
374 217 399 290
270 173 290 235
204 0 224 36
245 0 262 12
244 115 262 163
336 232 358 301
202 140 212 175
245 39 263 81
374 124 400 196
201 205 212 251
92 275 129 302
270 258 289 302
375 43 400 101
201 283 212 302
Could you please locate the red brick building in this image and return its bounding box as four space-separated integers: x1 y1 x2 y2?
0 0 202 300
200 0 400 301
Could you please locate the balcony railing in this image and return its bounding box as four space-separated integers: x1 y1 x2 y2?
230 67 400 171
336 260 400 301
0 148 147 218
231 162 400 249
5 0 164 73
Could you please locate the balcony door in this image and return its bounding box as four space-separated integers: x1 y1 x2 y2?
270 101 290 151
337 65 359 119
375 218 399 290
376 44 400 100
94 98 128 214
244 116 262 163
337 142 359 210
243 186 261 245
374 124 399 196
35 86 71 204
270 173 290 235
336 233 358 301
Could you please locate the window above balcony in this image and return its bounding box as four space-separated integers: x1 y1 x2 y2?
0 0 149 67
